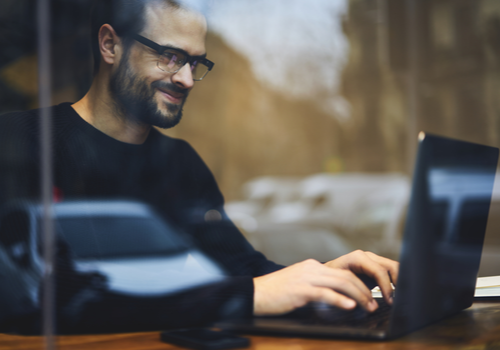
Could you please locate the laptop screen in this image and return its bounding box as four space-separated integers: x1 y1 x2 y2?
390 132 499 337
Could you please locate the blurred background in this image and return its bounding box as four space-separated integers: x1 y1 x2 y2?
0 0 499 273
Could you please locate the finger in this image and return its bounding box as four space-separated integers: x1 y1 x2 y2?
331 251 394 304
353 253 395 304
364 252 399 286
297 260 377 311
328 251 399 288
311 271 378 312
314 266 373 300
312 287 357 310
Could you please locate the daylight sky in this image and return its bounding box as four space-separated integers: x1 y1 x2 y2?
184 0 351 119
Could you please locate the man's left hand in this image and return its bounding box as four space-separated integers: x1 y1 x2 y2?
324 250 399 306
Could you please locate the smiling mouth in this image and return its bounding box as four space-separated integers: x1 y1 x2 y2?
157 88 185 104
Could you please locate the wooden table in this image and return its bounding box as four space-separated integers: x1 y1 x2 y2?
2 302 500 350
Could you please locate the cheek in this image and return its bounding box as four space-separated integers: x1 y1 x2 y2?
145 65 160 78
129 58 163 85
141 58 168 80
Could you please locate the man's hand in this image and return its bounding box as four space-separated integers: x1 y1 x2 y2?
253 251 398 316
324 250 399 306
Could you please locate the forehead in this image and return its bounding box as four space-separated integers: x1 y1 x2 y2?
141 3 207 56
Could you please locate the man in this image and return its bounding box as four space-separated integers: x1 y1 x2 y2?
0 0 398 334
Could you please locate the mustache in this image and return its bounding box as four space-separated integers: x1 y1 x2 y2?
151 81 189 97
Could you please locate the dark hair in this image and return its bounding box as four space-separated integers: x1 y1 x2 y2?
89 0 181 75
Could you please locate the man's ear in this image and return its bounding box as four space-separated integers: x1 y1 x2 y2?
98 24 122 65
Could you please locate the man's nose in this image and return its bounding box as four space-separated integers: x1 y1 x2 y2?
171 63 195 90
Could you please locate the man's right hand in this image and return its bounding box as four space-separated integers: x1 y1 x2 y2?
253 258 379 316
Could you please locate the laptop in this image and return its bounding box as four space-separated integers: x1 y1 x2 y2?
218 132 499 340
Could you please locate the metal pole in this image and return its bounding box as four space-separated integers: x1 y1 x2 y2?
407 0 419 173
37 0 55 348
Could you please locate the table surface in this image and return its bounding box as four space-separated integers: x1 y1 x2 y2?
2 302 500 350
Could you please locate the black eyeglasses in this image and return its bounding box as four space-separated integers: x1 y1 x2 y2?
133 34 214 81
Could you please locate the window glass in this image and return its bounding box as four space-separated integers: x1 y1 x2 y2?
0 0 499 342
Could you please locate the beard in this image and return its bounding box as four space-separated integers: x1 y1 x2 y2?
109 52 188 129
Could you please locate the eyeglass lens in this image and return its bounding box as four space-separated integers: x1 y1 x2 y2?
158 50 209 80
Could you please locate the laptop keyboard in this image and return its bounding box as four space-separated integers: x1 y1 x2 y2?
299 298 392 330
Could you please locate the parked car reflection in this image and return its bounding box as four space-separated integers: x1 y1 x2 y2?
0 200 225 298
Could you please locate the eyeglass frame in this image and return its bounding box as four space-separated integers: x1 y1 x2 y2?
132 34 214 81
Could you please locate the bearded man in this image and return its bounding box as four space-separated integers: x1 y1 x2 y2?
0 0 398 334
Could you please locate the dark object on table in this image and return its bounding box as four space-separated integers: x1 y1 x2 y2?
160 328 249 350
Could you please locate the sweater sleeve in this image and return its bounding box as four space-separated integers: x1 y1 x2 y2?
171 140 284 277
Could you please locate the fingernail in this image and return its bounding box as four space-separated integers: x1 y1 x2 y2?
343 299 356 309
369 300 378 311
389 296 394 304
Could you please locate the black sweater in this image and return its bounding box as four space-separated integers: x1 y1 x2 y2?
0 103 282 334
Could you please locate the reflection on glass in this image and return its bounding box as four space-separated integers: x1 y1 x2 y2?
53 201 224 296
2 200 225 298
429 169 495 245
1 0 500 340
